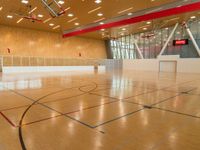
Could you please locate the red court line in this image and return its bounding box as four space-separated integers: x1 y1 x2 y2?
1 104 30 112
0 111 18 127
22 114 63 126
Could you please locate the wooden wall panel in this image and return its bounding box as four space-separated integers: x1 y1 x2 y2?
0 25 107 59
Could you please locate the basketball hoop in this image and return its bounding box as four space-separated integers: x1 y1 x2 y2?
40 0 65 18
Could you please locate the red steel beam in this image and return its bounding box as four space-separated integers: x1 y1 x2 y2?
63 2 200 38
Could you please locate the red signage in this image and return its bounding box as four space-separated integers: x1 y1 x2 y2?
173 39 188 46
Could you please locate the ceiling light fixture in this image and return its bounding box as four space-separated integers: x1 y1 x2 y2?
93 17 105 23
74 22 79 26
68 17 78 23
28 7 37 14
128 13 132 16
53 25 60 29
95 0 102 4
17 18 24 23
38 14 43 18
166 17 180 22
43 18 52 23
143 27 147 30
118 7 133 14
49 23 54 26
68 13 74 17
97 13 103 16
64 7 71 11
190 16 196 19
7 15 13 19
88 7 101 14
21 0 29 4
146 21 151 24
58 0 65 5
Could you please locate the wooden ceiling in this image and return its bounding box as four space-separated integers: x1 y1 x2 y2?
0 0 198 39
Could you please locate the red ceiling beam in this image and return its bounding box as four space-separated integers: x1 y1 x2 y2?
63 2 200 38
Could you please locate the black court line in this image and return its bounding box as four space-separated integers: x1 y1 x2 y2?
161 86 198 94
90 88 160 101
121 100 145 106
93 108 144 128
150 93 183 107
185 92 200 96
122 93 182 108
153 107 200 119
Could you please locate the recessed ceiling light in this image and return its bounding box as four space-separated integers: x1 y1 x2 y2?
95 0 102 4
21 0 28 4
99 22 104 25
190 16 196 19
143 27 147 30
58 0 65 5
0 7 3 11
7 15 13 19
38 14 43 18
97 13 103 16
68 13 74 17
49 23 54 26
128 13 132 16
146 21 151 24
74 22 79 26
122 28 126 31
101 29 105 31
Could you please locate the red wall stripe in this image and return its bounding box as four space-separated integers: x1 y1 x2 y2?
63 2 200 38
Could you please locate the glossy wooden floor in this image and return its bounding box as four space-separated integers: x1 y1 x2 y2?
0 70 200 150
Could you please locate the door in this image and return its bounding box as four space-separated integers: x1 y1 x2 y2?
159 61 177 73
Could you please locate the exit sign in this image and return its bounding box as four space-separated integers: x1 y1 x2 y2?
173 39 189 46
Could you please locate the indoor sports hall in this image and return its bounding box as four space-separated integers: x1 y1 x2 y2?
0 0 200 150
